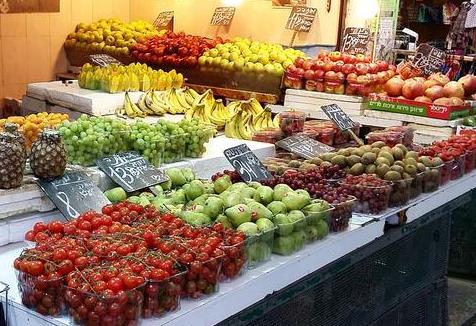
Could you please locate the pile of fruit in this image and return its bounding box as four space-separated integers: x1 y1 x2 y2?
382 72 474 105
15 202 251 321
284 50 395 96
64 18 162 57
58 115 214 166
106 167 331 257
0 113 69 149
132 31 224 67
199 37 305 75
78 63 184 93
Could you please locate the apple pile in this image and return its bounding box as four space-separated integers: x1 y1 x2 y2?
284 50 395 96
198 37 305 75
132 31 223 67
383 72 476 105
64 18 161 57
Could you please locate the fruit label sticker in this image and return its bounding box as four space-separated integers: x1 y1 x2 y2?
224 144 272 182
153 11 174 30
89 54 123 67
321 104 356 130
285 6 317 32
341 27 371 55
276 135 335 159
412 44 446 76
210 7 236 26
97 151 169 192
37 172 110 220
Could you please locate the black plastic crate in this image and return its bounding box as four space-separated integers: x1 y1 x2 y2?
219 207 452 326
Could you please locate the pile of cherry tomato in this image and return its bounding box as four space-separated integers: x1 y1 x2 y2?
15 201 247 324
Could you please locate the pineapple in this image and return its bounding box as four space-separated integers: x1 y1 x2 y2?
4 122 27 164
0 132 25 189
30 130 67 179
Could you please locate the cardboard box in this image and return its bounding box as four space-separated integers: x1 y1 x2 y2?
367 94 471 120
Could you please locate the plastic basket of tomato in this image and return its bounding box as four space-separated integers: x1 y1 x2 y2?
217 230 247 282
64 266 145 326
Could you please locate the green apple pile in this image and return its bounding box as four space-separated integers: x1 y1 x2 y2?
64 18 164 57
198 37 306 75
113 168 331 260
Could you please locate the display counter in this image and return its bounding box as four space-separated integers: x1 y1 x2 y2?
1 170 474 326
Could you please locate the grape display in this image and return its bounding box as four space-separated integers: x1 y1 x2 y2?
59 115 215 166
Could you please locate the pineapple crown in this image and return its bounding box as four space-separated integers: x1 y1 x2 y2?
40 129 62 142
4 123 19 133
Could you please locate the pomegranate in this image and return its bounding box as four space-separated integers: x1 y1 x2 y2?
424 85 445 101
428 72 450 86
414 96 432 103
443 81 465 99
402 79 425 100
423 79 439 90
433 97 452 105
457 74 476 97
384 76 405 97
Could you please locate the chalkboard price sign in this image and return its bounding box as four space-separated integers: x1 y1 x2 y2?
412 44 446 76
210 7 235 26
285 6 317 32
224 144 272 182
153 11 174 30
321 104 356 130
341 27 371 55
276 135 335 159
37 172 110 220
89 54 123 67
97 151 169 193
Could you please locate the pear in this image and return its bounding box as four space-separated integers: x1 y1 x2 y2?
166 168 187 186
127 195 141 204
220 191 243 209
273 236 295 255
192 194 210 206
203 181 215 194
181 211 211 227
273 184 293 201
256 218 275 233
229 182 248 191
315 219 329 240
203 196 224 219
184 180 205 201
151 196 166 208
267 201 287 215
274 213 293 236
214 175 232 194
287 210 306 231
247 242 271 264
248 181 262 189
306 225 319 242
170 189 186 205
215 214 233 229
282 192 310 211
225 204 252 227
256 186 274 205
248 201 273 221
159 179 172 191
237 222 259 236
181 167 196 182
241 187 260 201
292 230 307 250
138 196 151 207
151 185 164 196
295 189 311 200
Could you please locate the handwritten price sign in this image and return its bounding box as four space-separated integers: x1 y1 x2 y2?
153 11 174 30
37 172 110 220
97 151 168 192
276 135 334 159
211 7 235 26
285 6 317 32
341 27 371 55
224 144 272 182
412 44 446 76
89 54 123 67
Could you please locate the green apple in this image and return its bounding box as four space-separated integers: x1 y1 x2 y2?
237 222 259 236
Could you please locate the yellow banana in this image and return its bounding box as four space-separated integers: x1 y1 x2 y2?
137 93 154 115
237 112 253 140
145 90 166 115
225 110 240 138
249 98 264 116
209 100 227 129
176 89 193 112
273 112 281 128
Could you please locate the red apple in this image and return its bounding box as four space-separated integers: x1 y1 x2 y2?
424 79 439 90
458 74 476 96
355 54 366 63
304 69 315 80
314 69 325 79
384 76 405 97
450 97 465 106
347 73 358 83
428 72 450 86
318 50 329 61
313 60 325 70
376 60 389 72
323 61 335 72
302 59 314 71
433 97 452 105
415 96 432 103
334 61 345 73
295 57 305 68
368 63 379 74
355 63 369 75
329 51 342 62
342 63 356 75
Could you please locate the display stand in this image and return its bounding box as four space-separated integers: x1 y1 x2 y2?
1 171 474 325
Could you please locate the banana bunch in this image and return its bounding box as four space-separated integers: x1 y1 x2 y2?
117 92 147 118
184 90 232 129
252 106 275 131
225 99 277 140
209 99 232 129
